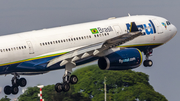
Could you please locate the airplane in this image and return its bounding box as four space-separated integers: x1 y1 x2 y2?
0 15 177 95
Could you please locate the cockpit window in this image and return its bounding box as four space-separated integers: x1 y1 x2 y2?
166 21 171 25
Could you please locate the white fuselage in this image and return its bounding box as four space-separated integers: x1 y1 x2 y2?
0 15 177 69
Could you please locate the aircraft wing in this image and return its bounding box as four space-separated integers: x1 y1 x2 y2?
47 22 142 67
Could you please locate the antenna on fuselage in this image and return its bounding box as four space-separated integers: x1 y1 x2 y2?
128 13 131 16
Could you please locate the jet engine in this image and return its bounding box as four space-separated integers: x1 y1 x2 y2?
98 48 142 70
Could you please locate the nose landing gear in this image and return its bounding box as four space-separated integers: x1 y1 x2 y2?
143 49 153 67
4 73 27 95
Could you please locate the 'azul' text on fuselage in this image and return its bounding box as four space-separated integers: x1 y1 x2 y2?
126 20 156 35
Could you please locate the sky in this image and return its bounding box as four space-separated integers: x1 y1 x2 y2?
0 0 179 100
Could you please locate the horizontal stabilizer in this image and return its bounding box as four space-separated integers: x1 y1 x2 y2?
130 22 139 32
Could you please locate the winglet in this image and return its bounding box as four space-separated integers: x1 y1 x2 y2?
129 22 139 32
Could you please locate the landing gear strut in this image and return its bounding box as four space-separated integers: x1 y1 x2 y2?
4 73 27 95
143 49 153 67
55 63 78 93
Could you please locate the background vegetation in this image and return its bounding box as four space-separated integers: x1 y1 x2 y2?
16 65 167 101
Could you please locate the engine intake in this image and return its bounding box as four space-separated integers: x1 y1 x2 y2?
98 48 142 70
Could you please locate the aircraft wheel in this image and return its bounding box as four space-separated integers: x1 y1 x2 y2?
11 86 19 95
70 75 78 84
143 60 153 67
62 82 70 92
19 78 27 87
4 85 11 95
55 83 63 92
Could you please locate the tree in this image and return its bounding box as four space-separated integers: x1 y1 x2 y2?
18 86 39 101
71 65 167 101
18 65 167 101
18 84 91 101
0 96 11 101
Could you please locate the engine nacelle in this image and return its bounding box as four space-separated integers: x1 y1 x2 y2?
98 48 142 70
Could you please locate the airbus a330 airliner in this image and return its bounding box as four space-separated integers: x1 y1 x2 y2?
0 15 177 95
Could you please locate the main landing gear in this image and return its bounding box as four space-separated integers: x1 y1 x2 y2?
55 63 78 93
4 73 27 95
143 49 153 67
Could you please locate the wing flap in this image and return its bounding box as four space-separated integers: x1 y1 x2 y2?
47 42 104 67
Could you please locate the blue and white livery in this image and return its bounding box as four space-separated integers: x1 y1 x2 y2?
0 15 177 95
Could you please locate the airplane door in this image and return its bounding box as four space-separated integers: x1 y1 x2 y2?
26 41 34 54
113 25 122 35
152 19 163 34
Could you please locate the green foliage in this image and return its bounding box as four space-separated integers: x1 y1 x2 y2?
18 85 90 101
71 65 167 101
18 86 39 101
18 65 167 101
0 96 11 101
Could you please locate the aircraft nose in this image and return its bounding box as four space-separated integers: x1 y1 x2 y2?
172 24 177 36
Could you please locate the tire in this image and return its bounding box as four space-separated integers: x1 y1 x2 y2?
143 60 153 67
11 86 19 95
143 60 148 67
70 75 78 84
4 85 11 95
55 83 62 92
148 60 153 67
62 82 70 92
19 78 27 87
